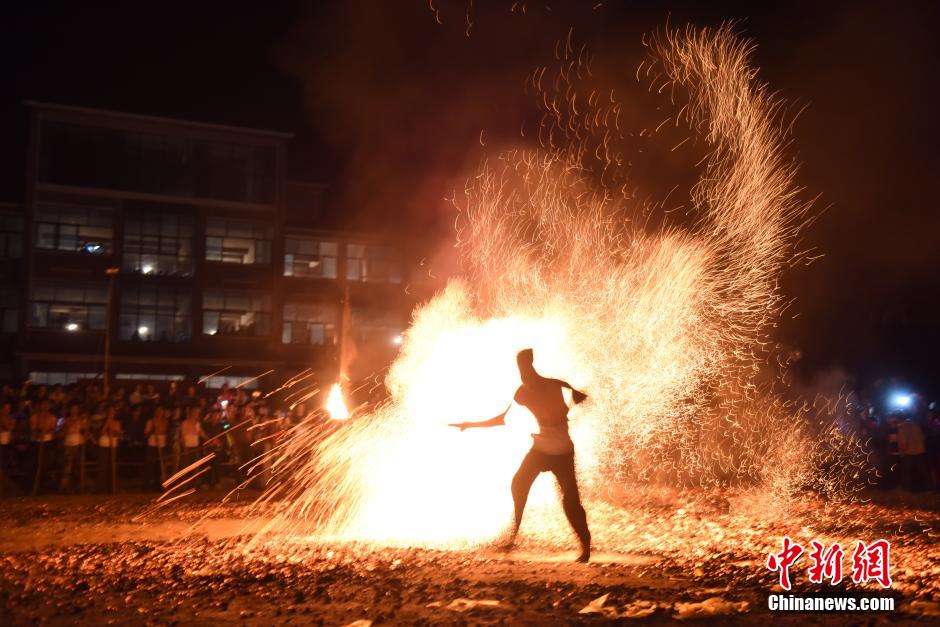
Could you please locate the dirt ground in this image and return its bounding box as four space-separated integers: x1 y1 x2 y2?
0 491 938 625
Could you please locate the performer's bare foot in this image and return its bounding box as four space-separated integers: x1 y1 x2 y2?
576 535 591 563
494 529 517 552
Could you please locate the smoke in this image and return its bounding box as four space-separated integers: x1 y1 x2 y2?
273 2 940 395
275 2 701 238
221 24 869 553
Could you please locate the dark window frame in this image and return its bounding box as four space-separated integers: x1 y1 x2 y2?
352 307 401 345
0 288 18 332
346 243 402 283
39 120 277 204
0 214 24 258
284 237 338 279
123 212 194 276
28 281 108 331
34 204 113 255
282 302 337 345
119 285 192 342
205 218 272 265
202 289 271 337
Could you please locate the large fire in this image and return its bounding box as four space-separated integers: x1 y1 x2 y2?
211 25 864 554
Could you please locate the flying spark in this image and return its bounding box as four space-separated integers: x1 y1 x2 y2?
174 24 868 558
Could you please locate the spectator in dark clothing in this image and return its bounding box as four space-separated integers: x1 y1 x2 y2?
202 409 226 488
927 404 940 490
181 385 200 410
898 417 928 491
163 381 181 411
143 383 160 408
232 404 256 472
123 406 146 446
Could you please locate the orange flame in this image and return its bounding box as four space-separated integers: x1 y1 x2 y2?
326 383 349 421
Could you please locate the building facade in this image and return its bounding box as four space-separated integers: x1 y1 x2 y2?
0 102 423 391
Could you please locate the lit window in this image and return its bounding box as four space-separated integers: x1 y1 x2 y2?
35 205 113 254
28 371 100 385
282 303 337 345
202 290 271 337
205 218 272 265
284 237 338 278
352 307 401 345
124 211 194 276
29 281 107 331
346 244 401 283
115 373 185 382
200 375 259 390
119 286 191 342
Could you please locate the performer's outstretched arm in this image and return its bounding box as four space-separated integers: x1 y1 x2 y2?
448 405 511 431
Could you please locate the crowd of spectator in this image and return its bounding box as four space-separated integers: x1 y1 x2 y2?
0 380 320 495
1 377 938 498
856 395 940 493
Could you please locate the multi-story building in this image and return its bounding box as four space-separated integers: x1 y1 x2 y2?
0 102 426 392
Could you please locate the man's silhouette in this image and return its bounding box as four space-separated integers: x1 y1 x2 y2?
450 348 592 562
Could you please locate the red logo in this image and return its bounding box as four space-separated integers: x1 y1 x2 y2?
766 536 804 590
765 538 891 590
850 539 892 588
807 540 844 585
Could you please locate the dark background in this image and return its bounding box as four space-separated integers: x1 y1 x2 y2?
1 1 937 398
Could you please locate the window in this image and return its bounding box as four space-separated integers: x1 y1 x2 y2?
29 281 107 331
282 303 337 345
352 308 401 346
284 237 337 278
346 244 402 283
0 214 24 257
199 143 275 203
124 212 194 276
29 371 100 386
0 289 17 332
116 373 185 382
119 286 191 342
201 375 259 390
39 120 276 204
205 219 272 265
202 290 270 337
35 205 113 254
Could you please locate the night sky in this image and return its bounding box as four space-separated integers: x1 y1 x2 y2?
2 1 938 397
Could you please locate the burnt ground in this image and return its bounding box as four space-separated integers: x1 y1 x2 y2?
0 491 938 625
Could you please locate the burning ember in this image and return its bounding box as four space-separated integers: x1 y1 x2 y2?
185 25 864 559
326 383 350 421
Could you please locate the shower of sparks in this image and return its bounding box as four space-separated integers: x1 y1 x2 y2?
173 24 873 558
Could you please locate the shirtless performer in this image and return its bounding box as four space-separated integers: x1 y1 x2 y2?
450 349 592 562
